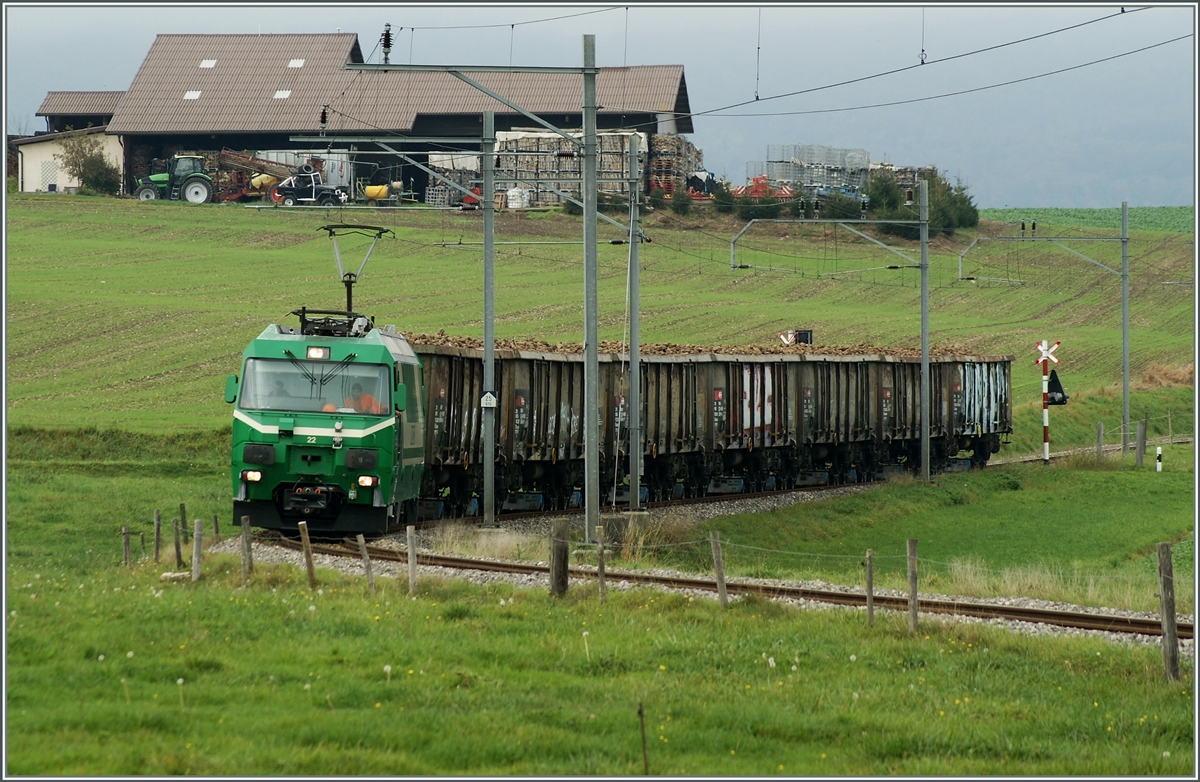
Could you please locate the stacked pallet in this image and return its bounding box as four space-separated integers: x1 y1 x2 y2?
648 134 703 195
494 130 646 206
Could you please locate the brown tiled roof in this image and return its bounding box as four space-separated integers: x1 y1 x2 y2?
106 33 692 135
36 91 125 116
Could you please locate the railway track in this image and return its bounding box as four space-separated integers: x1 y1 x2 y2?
274 536 1192 640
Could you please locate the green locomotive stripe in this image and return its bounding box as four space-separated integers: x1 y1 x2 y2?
233 410 395 438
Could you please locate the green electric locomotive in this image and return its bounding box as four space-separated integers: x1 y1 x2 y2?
225 225 425 534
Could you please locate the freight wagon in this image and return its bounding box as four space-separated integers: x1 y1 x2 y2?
412 345 1012 518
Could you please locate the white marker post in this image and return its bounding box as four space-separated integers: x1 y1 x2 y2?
1157 446 1162 472
1035 340 1060 465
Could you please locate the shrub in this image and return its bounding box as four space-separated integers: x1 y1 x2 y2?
562 192 582 215
53 133 121 195
648 188 667 210
872 168 979 238
822 193 861 220
712 181 734 214
7 175 17 195
669 187 691 216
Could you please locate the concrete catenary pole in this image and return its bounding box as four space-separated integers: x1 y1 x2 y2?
482 111 496 526
628 132 642 511
919 180 930 483
582 35 598 543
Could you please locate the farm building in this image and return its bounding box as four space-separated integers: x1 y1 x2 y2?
10 126 123 194
27 32 699 202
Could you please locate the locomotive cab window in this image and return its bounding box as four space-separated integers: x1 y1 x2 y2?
238 358 391 414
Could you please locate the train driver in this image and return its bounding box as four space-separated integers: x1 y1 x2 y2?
345 383 383 414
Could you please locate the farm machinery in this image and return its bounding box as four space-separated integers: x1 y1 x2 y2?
134 150 349 205
134 155 215 203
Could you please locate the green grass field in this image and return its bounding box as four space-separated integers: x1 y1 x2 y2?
5 195 1194 774
5 196 1193 430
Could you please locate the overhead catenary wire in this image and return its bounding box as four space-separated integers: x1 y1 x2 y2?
709 34 1192 118
599 7 1156 125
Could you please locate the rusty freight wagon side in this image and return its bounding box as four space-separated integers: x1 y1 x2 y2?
411 342 1012 518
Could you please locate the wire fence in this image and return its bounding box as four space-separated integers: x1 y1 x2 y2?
567 525 1195 602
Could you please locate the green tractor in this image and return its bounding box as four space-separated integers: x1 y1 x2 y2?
134 155 213 203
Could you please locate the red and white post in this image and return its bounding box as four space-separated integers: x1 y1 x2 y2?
1035 340 1060 465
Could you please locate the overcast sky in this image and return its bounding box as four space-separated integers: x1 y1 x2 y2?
3 2 1196 207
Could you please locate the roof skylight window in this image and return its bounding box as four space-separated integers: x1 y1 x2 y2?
273 90 292 99
199 59 217 68
288 59 305 68
183 90 202 100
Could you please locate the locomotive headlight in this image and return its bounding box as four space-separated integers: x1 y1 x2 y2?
241 469 263 482
357 475 379 488
306 346 330 360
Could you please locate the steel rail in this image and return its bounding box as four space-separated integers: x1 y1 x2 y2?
272 537 1191 640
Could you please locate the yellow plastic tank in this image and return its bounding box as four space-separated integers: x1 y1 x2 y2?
251 174 277 190
364 185 389 200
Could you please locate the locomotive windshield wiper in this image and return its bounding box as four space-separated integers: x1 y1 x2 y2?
318 354 358 388
283 350 318 387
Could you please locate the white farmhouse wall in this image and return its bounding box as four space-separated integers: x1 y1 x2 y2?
16 133 124 193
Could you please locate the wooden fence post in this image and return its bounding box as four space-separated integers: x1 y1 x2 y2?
122 526 131 568
173 519 184 569
212 514 219 541
139 532 146 560
241 516 252 587
906 539 919 635
153 509 161 564
1167 410 1173 444
595 525 607 604
356 534 376 597
179 503 188 544
191 519 203 582
1136 420 1147 466
406 525 418 595
1157 542 1180 682
864 548 874 628
710 531 728 609
549 519 569 597
298 521 316 590
1096 421 1104 462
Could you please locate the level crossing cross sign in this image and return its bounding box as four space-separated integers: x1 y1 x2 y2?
1034 340 1060 365
1035 340 1061 464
